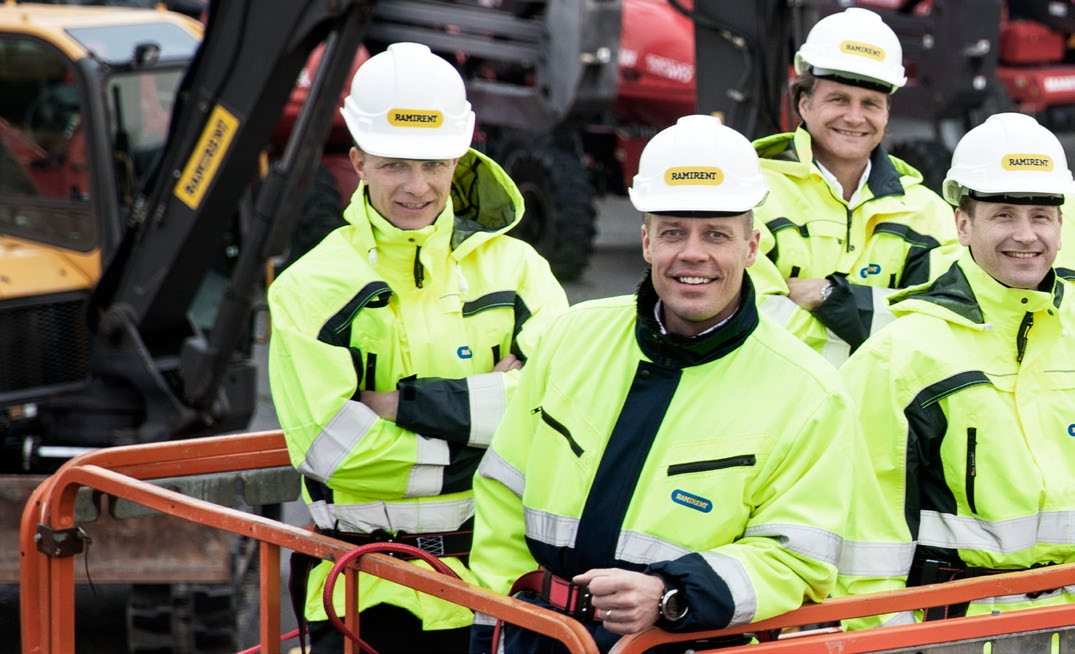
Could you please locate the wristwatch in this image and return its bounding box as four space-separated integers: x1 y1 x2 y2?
658 585 689 623
819 280 835 304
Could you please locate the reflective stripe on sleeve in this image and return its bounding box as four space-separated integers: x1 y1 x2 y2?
477 448 525 498
298 400 378 482
467 372 507 447
838 539 916 577
869 287 898 335
743 523 842 566
701 551 758 625
524 507 578 548
820 326 852 366
919 510 1050 553
405 436 449 498
760 294 798 327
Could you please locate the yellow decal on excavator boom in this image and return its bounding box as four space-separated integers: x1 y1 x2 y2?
176 105 239 210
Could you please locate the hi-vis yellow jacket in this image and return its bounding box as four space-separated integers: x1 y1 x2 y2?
471 274 861 642
267 148 568 628
840 252 1075 622
749 127 961 366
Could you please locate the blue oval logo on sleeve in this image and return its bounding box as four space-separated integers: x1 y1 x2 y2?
457 346 473 359
1068 424 1075 437
671 489 712 513
859 263 882 279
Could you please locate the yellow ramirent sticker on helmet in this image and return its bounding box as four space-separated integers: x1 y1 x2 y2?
840 41 884 61
388 109 444 128
1001 154 1054 171
665 167 724 185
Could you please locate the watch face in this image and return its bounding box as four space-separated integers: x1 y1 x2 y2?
661 588 688 621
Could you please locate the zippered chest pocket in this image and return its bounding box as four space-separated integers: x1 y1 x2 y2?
668 454 756 476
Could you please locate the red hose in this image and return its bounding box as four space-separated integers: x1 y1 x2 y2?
322 542 462 654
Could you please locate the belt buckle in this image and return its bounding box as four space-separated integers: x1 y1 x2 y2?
416 534 446 557
570 585 594 622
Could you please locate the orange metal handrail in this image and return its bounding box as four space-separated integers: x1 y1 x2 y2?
20 430 599 654
611 561 1075 653
22 429 1075 654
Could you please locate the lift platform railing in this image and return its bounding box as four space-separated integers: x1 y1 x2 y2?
20 429 1075 654
18 430 599 654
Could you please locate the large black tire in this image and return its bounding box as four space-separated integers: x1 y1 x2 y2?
486 130 598 281
890 139 952 197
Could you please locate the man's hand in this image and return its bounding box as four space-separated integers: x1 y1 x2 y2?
572 568 663 635
786 277 831 311
492 354 522 373
360 390 399 421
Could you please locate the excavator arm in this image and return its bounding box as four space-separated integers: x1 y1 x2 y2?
89 0 378 441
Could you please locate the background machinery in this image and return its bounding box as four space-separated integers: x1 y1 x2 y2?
0 0 620 650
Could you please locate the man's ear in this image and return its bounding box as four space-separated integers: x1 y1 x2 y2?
954 208 973 247
641 220 653 264
350 147 365 179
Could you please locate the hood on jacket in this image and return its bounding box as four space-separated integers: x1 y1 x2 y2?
888 252 1065 330
343 148 525 258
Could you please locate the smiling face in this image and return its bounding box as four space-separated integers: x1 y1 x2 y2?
956 200 1062 289
641 213 759 337
351 148 458 229
798 78 889 171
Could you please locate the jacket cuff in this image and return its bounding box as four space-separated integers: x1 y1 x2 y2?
810 274 869 350
647 553 734 633
394 376 471 444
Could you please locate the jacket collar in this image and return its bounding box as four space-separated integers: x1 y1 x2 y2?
891 250 1064 328
634 270 759 368
755 126 905 200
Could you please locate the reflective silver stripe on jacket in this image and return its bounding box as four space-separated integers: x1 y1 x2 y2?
968 586 1075 608
467 372 507 447
869 287 898 335
701 552 757 625
524 507 578 548
309 496 474 533
837 539 916 577
760 294 797 327
918 510 1075 553
743 523 842 566
406 435 450 498
298 400 377 482
478 448 526 498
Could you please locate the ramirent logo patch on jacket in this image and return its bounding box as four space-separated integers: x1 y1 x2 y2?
1001 154 1054 171
671 489 712 512
388 108 444 128
664 167 724 186
840 41 884 61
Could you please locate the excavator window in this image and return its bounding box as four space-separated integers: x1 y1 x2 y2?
0 35 95 250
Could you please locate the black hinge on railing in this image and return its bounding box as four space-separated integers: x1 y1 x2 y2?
35 524 89 558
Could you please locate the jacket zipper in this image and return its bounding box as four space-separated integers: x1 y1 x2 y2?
532 407 583 457
1016 312 1034 363
413 245 424 288
966 427 978 514
668 454 756 476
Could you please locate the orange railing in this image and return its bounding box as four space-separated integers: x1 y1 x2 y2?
21 430 1075 654
19 430 597 654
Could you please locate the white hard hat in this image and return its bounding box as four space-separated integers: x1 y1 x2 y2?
628 115 768 214
942 112 1074 205
340 42 475 159
794 7 906 93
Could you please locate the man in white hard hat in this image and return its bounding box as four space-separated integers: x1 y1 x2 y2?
469 115 865 653
840 112 1075 626
267 42 569 653
749 7 962 366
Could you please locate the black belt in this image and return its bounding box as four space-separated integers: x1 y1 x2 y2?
318 520 473 562
911 558 1057 620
